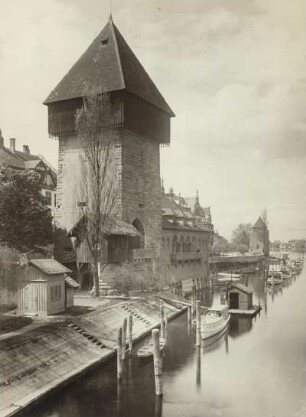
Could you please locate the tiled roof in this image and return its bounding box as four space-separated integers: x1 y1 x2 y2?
254 216 266 229
0 148 24 169
67 215 141 237
162 218 205 233
44 17 174 117
24 160 41 169
29 259 72 275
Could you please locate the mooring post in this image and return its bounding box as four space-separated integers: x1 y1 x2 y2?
196 300 201 347
117 327 123 380
128 314 133 354
187 305 191 322
122 317 127 360
160 301 165 341
152 329 163 396
194 281 197 315
164 315 168 344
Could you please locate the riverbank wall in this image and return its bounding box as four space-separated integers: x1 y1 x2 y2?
210 255 265 271
0 296 185 417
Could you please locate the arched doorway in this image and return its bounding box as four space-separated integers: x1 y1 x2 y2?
130 218 145 249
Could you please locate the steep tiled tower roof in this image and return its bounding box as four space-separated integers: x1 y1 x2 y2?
253 216 266 229
44 16 174 117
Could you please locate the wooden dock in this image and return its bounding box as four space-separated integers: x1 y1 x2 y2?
229 304 261 317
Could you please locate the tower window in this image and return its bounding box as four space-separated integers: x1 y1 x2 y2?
101 38 109 46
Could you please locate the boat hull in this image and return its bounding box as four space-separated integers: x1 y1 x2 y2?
201 315 231 340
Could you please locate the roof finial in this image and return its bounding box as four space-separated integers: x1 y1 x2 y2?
109 0 113 22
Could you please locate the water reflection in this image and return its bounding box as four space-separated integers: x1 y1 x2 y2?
154 396 163 417
229 317 252 338
196 346 201 389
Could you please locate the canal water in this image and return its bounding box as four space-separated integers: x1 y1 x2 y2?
24 262 306 417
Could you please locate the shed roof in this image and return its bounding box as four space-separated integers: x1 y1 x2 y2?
29 259 72 275
67 215 141 238
44 16 174 117
229 283 252 294
65 276 80 289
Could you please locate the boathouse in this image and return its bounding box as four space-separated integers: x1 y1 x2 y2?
227 283 253 310
17 259 75 316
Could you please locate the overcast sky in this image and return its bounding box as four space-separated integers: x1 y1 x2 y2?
0 0 305 241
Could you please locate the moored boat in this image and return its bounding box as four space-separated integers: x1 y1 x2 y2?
201 305 230 340
216 273 241 282
267 272 283 285
136 339 165 359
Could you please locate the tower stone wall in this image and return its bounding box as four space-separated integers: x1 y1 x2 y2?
121 131 161 254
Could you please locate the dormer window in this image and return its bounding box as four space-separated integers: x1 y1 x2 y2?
101 38 109 46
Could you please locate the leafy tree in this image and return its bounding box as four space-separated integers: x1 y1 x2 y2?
231 223 253 247
211 234 230 255
0 167 53 251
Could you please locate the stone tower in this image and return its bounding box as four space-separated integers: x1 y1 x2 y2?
44 17 174 285
249 216 270 257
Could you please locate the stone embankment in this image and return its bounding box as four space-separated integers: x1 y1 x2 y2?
0 296 185 417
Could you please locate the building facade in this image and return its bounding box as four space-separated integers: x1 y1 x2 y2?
249 216 269 257
160 189 213 286
44 17 175 291
0 131 57 218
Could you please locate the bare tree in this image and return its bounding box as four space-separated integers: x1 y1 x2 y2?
75 91 119 297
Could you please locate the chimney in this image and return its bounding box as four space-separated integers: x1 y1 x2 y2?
0 129 4 148
10 138 16 153
23 145 30 154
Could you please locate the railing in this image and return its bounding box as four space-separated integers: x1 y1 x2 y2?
171 252 203 262
48 104 124 137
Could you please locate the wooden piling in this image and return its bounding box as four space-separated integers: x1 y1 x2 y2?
117 327 123 380
152 329 163 396
196 300 201 347
164 315 168 344
192 279 196 319
160 301 165 340
122 317 127 360
187 305 191 322
128 314 133 354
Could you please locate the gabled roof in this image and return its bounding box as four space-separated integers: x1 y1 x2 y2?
254 216 266 229
44 17 174 117
29 259 72 275
229 283 252 294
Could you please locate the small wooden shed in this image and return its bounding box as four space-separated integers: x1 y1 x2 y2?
64 276 80 308
227 283 253 310
18 259 72 316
